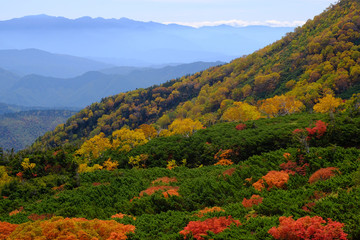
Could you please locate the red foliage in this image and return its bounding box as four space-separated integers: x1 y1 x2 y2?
9 207 24 216
242 195 263 208
92 182 102 186
16 172 23 179
139 186 179 197
27 213 54 221
268 216 347 240
111 213 136 220
0 221 18 240
222 168 236 177
280 160 309 176
179 216 241 240
302 202 316 212
253 171 289 191
306 120 328 140
309 167 339 184
235 123 247 131
162 188 180 198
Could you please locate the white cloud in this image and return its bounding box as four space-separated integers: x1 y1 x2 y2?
163 19 306 28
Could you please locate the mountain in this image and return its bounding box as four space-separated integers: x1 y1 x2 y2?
0 15 294 65
0 49 112 78
0 68 19 95
2 1 360 238
0 61 223 108
0 110 76 151
33 0 360 148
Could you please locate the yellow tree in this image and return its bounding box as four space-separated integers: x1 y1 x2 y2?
0 166 12 190
222 102 261 122
75 133 112 160
313 94 343 118
259 95 304 118
168 118 204 137
112 128 148 152
138 124 157 140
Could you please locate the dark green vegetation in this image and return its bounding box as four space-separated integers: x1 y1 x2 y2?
1 112 360 239
0 110 75 151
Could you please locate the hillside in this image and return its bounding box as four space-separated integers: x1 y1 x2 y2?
0 15 293 65
0 110 76 151
35 0 360 148
1 111 360 239
0 61 223 108
1 0 360 239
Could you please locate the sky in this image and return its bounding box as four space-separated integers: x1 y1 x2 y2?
0 0 337 27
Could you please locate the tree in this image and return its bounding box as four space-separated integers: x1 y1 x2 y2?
138 124 157 140
75 133 112 160
168 118 203 137
112 128 148 152
313 94 343 118
222 101 261 122
258 95 304 118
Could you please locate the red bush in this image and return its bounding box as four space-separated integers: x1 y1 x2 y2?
180 216 240 240
268 216 347 240
309 167 339 184
242 195 263 208
222 168 236 177
306 120 327 139
235 123 246 131
253 171 289 191
0 221 18 240
280 160 309 176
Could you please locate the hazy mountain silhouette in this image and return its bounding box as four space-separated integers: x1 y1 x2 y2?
0 61 223 108
0 15 293 65
0 49 112 78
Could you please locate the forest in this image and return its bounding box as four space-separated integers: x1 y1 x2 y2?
1 0 360 239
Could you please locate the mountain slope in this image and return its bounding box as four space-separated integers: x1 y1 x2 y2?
34 0 360 148
0 49 112 78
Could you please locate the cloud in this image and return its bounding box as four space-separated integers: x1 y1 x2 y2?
163 19 306 28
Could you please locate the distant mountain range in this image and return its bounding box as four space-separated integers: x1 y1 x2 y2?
0 59 223 107
0 49 112 78
0 15 293 65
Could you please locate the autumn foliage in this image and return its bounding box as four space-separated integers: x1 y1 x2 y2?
309 167 340 184
214 149 234 166
242 195 263 208
306 120 327 140
195 206 225 218
7 217 135 240
268 216 347 240
0 221 18 240
313 94 343 114
179 216 241 240
253 171 289 191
